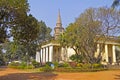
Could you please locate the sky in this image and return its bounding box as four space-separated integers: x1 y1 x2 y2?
28 0 113 34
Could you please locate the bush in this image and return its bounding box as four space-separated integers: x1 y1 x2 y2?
8 62 20 68
69 62 77 67
46 62 53 66
0 60 5 66
58 62 70 67
92 63 103 68
70 54 83 63
8 61 34 69
40 64 53 72
32 60 40 68
17 62 26 69
82 63 91 69
77 63 83 67
53 62 59 68
77 63 103 69
55 67 107 72
24 64 34 69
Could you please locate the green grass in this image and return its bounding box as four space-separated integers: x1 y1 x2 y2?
21 68 41 73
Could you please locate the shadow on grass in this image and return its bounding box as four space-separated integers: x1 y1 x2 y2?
0 72 57 80
114 74 120 80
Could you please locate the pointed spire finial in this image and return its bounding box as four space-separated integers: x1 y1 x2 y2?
57 9 62 24
54 9 64 40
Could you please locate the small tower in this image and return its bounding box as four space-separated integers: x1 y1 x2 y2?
54 10 64 40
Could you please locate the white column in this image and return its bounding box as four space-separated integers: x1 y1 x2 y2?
97 44 100 53
112 45 116 65
61 47 65 61
49 46 53 62
48 47 49 62
46 47 48 62
105 44 109 63
40 49 43 63
36 51 40 62
95 44 100 57
43 48 45 63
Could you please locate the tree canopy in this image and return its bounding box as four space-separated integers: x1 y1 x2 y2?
0 0 29 43
59 7 120 63
112 0 120 8
0 0 52 62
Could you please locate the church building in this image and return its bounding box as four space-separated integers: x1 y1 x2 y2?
36 11 120 65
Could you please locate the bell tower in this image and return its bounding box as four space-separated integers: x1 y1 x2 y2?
54 10 64 40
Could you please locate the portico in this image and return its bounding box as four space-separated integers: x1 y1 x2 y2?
36 43 62 63
98 39 120 65
36 42 120 65
103 44 117 65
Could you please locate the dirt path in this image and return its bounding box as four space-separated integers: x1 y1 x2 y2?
0 67 120 80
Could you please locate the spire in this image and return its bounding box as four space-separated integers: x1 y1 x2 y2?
54 9 64 40
57 9 62 25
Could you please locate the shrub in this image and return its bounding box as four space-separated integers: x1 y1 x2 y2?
40 64 53 72
24 64 34 69
8 61 34 69
8 62 20 68
17 62 26 69
77 63 103 69
77 63 83 67
81 63 91 69
69 62 77 67
32 60 40 68
70 54 83 63
58 62 70 67
0 60 5 66
53 62 59 68
92 63 103 68
55 67 107 72
46 62 53 66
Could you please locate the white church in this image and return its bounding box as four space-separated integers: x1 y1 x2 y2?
36 11 120 65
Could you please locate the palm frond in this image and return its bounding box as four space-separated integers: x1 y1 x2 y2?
112 0 120 8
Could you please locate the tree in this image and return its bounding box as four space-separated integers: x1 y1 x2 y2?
3 41 26 62
60 7 120 64
112 0 120 8
36 21 52 45
35 21 52 65
12 14 39 44
0 0 29 43
11 14 39 61
0 45 5 65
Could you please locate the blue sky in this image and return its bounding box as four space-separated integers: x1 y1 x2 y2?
28 0 113 33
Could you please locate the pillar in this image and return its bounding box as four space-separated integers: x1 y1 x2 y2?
43 48 45 63
40 49 43 62
95 44 100 57
112 45 116 65
46 47 48 62
97 44 100 53
48 46 49 62
105 44 109 63
36 51 40 62
42 48 44 62
49 46 53 62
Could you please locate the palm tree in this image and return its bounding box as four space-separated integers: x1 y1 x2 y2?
112 0 120 8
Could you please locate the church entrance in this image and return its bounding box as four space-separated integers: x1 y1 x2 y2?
53 46 61 62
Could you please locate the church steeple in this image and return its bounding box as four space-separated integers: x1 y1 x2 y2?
54 10 64 40
57 9 62 25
